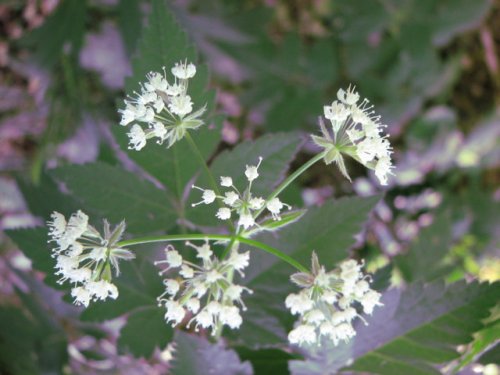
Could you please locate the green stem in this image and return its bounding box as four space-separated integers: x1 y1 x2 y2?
254 152 324 219
184 131 235 231
117 234 307 272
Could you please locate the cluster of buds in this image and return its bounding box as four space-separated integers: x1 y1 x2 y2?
47 211 134 307
285 253 382 346
119 60 206 150
155 242 252 334
191 157 291 230
312 86 394 185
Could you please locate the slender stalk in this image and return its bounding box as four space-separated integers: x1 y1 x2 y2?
184 131 235 231
184 132 220 196
117 234 307 272
254 152 325 219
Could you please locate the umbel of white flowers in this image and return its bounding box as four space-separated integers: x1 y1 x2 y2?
47 211 135 307
312 86 394 185
154 242 252 334
285 252 382 346
191 157 291 230
119 60 206 150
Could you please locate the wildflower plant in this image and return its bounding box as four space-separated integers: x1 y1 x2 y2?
11 1 498 372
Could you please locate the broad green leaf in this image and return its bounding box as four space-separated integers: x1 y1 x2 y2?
430 0 491 46
117 0 142 54
5 228 60 289
17 172 80 220
395 212 454 283
170 332 252 375
82 258 163 322
50 162 177 234
290 280 500 375
22 0 87 68
233 195 381 347
453 312 500 371
236 347 299 375
118 307 173 358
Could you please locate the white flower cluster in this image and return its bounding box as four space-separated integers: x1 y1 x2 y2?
312 86 394 185
155 242 252 334
191 157 291 230
285 253 382 346
47 211 135 307
119 60 206 150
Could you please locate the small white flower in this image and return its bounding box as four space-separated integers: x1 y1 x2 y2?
360 290 382 314
196 243 213 261
166 249 183 268
337 86 360 106
238 213 255 229
228 251 250 272
171 61 196 80
166 83 183 96
47 212 66 239
375 155 393 186
180 265 194 278
165 279 180 295
71 286 91 307
153 97 165 113
195 310 213 329
285 292 314 315
288 324 317 345
206 301 222 315
127 124 147 151
145 71 168 91
216 207 231 220
324 101 349 124
223 191 239 206
219 306 242 329
220 176 233 187
152 121 167 139
266 197 290 220
165 300 185 326
168 95 193 117
186 298 200 314
225 285 243 301
249 197 265 210
192 186 216 206
245 157 262 182
206 269 223 283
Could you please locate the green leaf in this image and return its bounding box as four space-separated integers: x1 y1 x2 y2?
22 0 87 68
5 228 60 289
17 172 80 219
453 311 500 371
290 280 500 375
170 332 252 375
395 212 454 283
118 307 173 358
235 347 299 375
234 195 381 347
50 162 177 234
117 0 142 54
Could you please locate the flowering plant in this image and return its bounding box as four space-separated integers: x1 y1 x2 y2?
6 1 499 374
